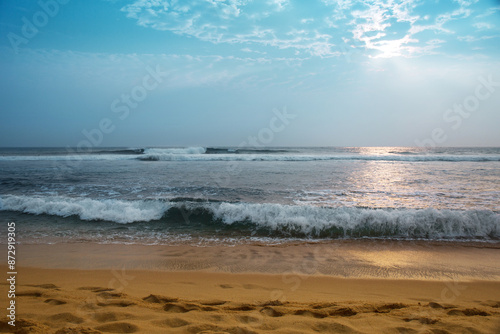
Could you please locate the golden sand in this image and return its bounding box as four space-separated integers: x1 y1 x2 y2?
1 241 499 333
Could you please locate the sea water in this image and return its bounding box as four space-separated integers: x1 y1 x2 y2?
0 147 498 245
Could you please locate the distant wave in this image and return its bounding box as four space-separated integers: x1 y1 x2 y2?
139 147 292 160
205 147 292 154
1 146 500 162
388 150 417 155
144 147 206 155
1 195 498 240
137 154 500 162
96 148 145 155
138 147 206 161
0 147 206 161
0 154 134 161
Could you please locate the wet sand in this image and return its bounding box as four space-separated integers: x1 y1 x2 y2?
1 241 499 333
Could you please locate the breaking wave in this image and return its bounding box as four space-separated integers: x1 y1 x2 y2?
1 195 498 240
0 195 169 224
1 146 500 162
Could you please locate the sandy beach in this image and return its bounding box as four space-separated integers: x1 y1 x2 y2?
1 241 500 333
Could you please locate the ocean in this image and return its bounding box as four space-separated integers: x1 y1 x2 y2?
0 146 499 245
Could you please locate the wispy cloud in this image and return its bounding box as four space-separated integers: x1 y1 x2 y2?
0 46 313 91
473 22 494 30
347 0 491 58
474 6 500 18
121 0 337 57
349 0 423 58
268 0 289 12
241 47 267 55
458 34 498 42
120 0 499 59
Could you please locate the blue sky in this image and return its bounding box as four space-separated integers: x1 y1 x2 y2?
0 0 499 147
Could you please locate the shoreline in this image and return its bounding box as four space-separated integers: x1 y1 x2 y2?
1 241 499 333
9 240 500 280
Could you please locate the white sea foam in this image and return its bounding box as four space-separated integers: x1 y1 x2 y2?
1 150 499 162
0 147 500 162
0 147 206 161
1 195 498 239
0 195 169 224
140 147 207 161
143 147 206 155
208 202 500 239
137 154 500 162
0 154 135 161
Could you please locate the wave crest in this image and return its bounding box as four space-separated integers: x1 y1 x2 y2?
1 195 498 240
0 195 169 224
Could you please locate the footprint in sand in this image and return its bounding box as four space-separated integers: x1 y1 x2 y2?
374 303 407 313
294 309 328 318
200 300 226 306
201 306 219 312
163 303 193 313
95 322 139 333
392 327 419 334
403 316 439 325
97 291 127 299
312 322 359 333
428 301 456 309
54 327 101 334
78 287 115 293
261 300 284 307
94 311 135 323
311 302 337 309
260 307 283 317
236 314 262 325
329 307 357 317
447 308 491 316
97 300 135 308
26 283 60 290
0 319 48 333
47 313 84 324
153 317 190 328
142 294 178 303
16 290 44 297
227 304 256 311
186 324 256 334
44 298 67 305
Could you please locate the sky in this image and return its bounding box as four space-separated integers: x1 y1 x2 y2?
0 0 499 147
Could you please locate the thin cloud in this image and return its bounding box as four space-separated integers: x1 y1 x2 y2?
458 34 498 42
473 22 494 30
121 0 499 59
